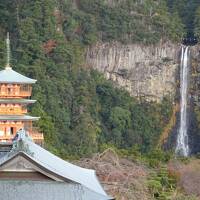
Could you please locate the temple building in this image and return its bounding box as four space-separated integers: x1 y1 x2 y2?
0 34 113 200
0 130 112 200
0 33 43 145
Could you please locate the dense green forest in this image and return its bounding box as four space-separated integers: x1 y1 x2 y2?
167 0 200 38
0 0 199 159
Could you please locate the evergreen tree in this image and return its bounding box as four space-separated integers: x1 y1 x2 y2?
194 7 200 38
0 0 175 158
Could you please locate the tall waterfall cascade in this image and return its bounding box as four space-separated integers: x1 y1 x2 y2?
175 46 190 157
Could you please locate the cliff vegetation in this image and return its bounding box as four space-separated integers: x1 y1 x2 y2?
0 0 182 158
0 1 200 199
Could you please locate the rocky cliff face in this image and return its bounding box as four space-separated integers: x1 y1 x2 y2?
188 45 200 154
86 42 180 102
190 46 200 105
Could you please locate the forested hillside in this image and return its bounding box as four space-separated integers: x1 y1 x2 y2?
0 0 197 159
167 0 200 37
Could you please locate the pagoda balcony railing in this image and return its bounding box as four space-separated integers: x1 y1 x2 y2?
0 135 13 141
29 130 44 141
0 108 27 115
0 91 32 97
0 130 44 143
0 84 32 98
19 91 32 97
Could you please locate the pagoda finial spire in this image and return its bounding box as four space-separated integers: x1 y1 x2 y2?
5 32 11 70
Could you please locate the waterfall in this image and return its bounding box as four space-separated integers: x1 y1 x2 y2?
175 46 190 157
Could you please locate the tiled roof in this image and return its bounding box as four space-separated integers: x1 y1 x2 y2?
0 130 112 200
0 115 40 121
0 68 36 84
0 99 36 104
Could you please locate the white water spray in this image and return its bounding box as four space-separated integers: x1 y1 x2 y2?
175 46 190 157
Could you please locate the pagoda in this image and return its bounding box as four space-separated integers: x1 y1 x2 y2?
0 33 43 145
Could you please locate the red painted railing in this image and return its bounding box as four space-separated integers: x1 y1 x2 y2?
0 130 44 143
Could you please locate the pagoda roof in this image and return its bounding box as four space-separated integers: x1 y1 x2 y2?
0 115 40 121
0 68 37 84
0 99 36 104
0 130 112 200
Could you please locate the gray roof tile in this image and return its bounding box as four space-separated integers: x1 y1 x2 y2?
0 115 40 121
0 68 36 84
0 99 36 104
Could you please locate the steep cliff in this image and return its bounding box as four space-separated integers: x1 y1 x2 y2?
86 42 180 102
187 45 200 154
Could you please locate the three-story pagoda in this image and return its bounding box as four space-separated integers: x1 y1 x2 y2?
0 33 43 145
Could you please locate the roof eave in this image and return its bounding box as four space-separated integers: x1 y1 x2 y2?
0 80 37 84
0 116 40 121
0 100 37 104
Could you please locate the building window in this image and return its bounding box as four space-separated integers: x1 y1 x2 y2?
10 127 14 135
20 85 29 92
8 88 12 94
